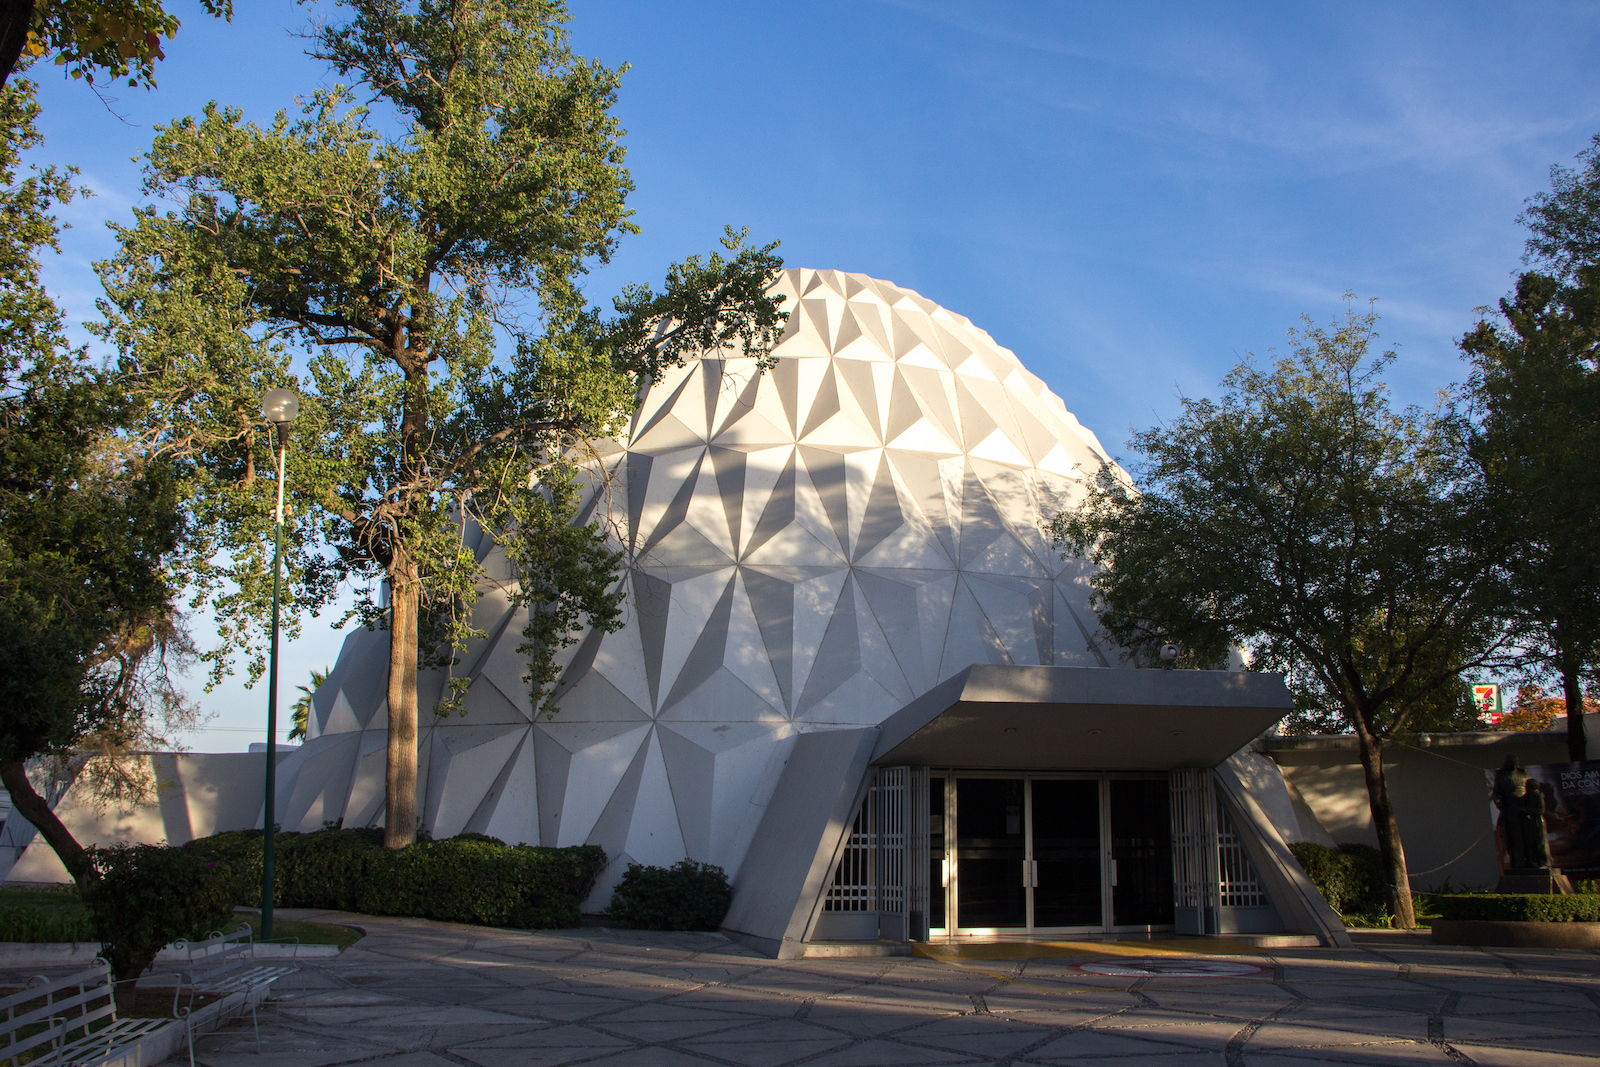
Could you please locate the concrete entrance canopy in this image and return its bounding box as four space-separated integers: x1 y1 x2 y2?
871 664 1293 769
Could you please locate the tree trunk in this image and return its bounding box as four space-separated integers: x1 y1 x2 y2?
383 558 421 848
1351 726 1416 928
0 758 91 889
0 0 33 89
1559 647 1589 764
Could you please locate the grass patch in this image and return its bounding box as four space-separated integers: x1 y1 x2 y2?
0 885 96 943
0 887 362 949
235 914 365 950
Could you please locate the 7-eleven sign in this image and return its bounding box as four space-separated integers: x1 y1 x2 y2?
1473 683 1502 724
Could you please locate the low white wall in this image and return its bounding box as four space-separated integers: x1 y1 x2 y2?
1261 717 1595 891
2 752 272 883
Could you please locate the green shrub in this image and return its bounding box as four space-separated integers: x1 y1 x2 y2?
184 828 270 906
186 828 605 930
1288 841 1388 915
1433 894 1600 923
281 827 384 911
606 860 732 931
83 844 240 1003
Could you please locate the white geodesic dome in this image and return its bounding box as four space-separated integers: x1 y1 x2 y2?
277 267 1118 906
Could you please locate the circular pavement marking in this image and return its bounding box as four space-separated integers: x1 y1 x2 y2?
1072 958 1271 977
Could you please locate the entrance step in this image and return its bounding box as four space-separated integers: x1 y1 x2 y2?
802 940 915 958
1227 934 1322 949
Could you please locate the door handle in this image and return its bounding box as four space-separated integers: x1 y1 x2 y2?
941 859 949 888
1022 859 1038 888
1110 859 1118 887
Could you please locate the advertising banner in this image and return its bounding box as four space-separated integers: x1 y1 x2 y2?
1472 683 1503 725
1485 759 1600 878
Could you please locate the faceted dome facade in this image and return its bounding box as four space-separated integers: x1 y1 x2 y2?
286 268 1117 905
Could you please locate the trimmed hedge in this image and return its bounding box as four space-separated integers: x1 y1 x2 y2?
186 829 606 929
1432 894 1600 923
1288 841 1388 915
607 860 732 931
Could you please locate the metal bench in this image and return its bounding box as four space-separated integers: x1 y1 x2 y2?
170 924 299 1063
0 956 175 1066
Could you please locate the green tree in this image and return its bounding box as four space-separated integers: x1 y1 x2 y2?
1050 302 1513 928
0 77 189 889
98 0 788 849
0 0 232 90
1521 133 1600 282
1461 268 1600 762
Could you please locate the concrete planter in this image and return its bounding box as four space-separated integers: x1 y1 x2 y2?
1431 918 1600 949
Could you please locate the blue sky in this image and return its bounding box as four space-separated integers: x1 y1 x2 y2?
24 1 1600 750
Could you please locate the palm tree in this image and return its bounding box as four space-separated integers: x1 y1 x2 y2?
287 667 331 743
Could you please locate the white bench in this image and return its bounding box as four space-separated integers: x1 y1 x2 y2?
170 924 300 1063
0 956 175 1066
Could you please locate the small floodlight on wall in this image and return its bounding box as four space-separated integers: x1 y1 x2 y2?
1159 643 1181 668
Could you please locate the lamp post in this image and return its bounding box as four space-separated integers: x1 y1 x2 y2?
259 387 299 942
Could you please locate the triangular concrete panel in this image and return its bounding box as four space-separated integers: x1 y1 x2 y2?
723 571 786 710
544 721 651 847
655 569 737 708
581 726 653 855
656 667 786 724
622 731 688 866
656 725 715 860
796 575 862 714
788 568 850 713
472 731 539 845
425 725 526 839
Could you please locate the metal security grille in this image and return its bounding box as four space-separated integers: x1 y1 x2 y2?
825 788 877 912
907 767 930 940
1215 793 1269 907
876 767 908 938
823 767 912 935
1168 768 1216 911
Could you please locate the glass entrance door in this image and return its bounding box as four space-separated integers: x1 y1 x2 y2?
1031 779 1103 928
940 774 1172 936
953 778 1027 929
1109 779 1175 927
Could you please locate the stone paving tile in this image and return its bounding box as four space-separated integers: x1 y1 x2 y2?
64 912 1582 1066
801 1036 981 1065
897 1023 1059 1059
682 1035 852 1067
1450 1046 1600 1067
1239 1050 1454 1066
453 1022 632 1050
1020 1027 1205 1059
1256 1009 1431 1040
1448 1014 1600 1041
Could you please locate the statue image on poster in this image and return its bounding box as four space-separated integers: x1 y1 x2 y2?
1485 758 1600 878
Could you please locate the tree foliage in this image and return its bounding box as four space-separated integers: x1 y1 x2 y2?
1520 133 1600 283
1495 683 1596 733
0 77 190 886
1050 301 1513 927
98 0 788 848
0 0 232 90
1465 260 1600 764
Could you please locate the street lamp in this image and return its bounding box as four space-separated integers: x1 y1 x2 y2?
259 387 299 943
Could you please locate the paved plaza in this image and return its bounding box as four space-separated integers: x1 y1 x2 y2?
142 910 1598 1067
